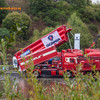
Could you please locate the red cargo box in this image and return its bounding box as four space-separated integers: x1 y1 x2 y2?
18 46 58 71
15 25 72 59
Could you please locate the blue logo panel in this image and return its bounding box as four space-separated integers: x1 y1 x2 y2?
20 49 30 58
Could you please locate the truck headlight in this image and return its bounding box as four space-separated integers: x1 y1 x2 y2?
13 56 18 68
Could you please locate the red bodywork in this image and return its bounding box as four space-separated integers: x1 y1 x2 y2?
13 25 100 77
15 25 72 59
13 25 72 71
18 46 58 71
84 49 100 54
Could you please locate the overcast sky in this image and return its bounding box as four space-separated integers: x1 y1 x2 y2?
92 0 100 3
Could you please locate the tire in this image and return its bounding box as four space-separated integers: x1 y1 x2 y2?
65 70 72 78
33 70 39 78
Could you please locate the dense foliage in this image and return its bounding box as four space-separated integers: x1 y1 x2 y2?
29 0 69 26
28 0 93 26
0 28 9 38
0 0 100 48
96 10 100 22
65 0 91 6
29 27 55 44
68 13 93 49
57 13 93 51
89 24 98 35
2 12 31 40
0 0 8 23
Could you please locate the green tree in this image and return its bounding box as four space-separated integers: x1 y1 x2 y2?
89 24 98 35
29 0 69 26
29 0 52 16
68 13 93 49
0 28 10 38
65 0 91 8
0 24 26 67
2 12 31 40
97 32 100 48
77 6 95 23
29 27 55 43
0 0 8 23
96 10 100 22
0 33 15 66
58 13 93 51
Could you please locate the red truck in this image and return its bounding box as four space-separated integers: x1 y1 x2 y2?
13 25 100 77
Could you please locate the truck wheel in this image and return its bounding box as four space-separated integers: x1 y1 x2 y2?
65 70 72 78
33 71 39 78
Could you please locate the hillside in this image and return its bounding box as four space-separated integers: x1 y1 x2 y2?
0 0 100 65
5 0 46 32
6 0 29 12
1 0 100 51
5 0 100 36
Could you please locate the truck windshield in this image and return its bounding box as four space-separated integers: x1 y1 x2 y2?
53 57 60 61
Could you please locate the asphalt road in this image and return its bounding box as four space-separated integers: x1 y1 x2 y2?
0 71 66 84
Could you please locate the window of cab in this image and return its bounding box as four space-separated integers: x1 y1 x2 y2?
65 57 78 64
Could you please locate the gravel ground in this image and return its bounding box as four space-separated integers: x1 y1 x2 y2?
0 71 67 84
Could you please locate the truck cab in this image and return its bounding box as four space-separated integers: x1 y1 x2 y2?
62 53 78 73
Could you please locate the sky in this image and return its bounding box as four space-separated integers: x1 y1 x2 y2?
92 0 100 3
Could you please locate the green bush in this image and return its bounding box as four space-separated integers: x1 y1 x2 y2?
33 16 39 21
2 12 31 40
43 17 56 27
82 18 90 23
28 0 69 26
96 15 100 22
41 27 55 36
20 12 31 28
89 24 98 34
0 0 9 23
28 27 55 44
97 32 100 48
32 29 41 42
3 12 21 29
0 28 9 38
78 8 95 23
65 0 91 10
96 10 100 22
46 8 67 24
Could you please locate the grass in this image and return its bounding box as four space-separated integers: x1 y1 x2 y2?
0 39 100 100
1 63 100 100
1 69 100 100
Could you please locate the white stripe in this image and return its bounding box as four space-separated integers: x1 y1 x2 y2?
20 50 56 66
43 50 56 56
26 60 29 63
95 60 99 62
20 62 25 65
81 61 85 62
20 60 31 65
